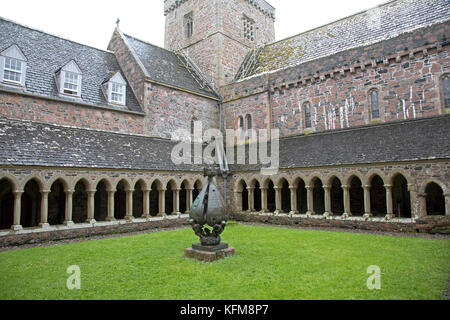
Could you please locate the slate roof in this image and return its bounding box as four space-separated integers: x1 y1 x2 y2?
123 34 218 99
1 115 449 172
0 117 202 171
0 17 142 113
236 0 450 80
229 115 450 171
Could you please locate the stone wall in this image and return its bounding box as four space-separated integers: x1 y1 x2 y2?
220 22 450 137
164 0 275 87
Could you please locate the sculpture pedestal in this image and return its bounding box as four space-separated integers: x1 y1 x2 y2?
184 243 235 262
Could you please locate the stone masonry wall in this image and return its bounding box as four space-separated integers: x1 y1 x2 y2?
220 22 450 137
164 0 275 87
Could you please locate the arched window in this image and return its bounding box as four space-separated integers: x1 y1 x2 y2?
304 102 312 129
246 114 252 139
370 89 380 120
238 116 245 140
443 75 450 109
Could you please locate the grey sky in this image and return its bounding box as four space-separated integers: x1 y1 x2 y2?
1 0 389 50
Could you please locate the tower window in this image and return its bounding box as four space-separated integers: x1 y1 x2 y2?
304 102 312 129
243 16 255 42
443 75 450 109
370 89 380 119
185 12 193 38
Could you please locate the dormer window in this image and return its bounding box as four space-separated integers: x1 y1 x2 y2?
0 44 27 86
56 60 82 97
63 71 79 95
102 72 127 106
111 82 125 104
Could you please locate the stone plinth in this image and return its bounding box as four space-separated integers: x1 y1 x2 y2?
184 243 235 262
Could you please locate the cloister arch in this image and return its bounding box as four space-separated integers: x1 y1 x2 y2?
329 176 344 215
72 179 89 223
48 179 66 225
0 178 15 230
133 180 145 218
94 179 109 222
165 179 178 215
150 179 163 216
21 178 41 228
249 178 262 212
348 175 364 216
311 177 325 215
425 182 446 216
392 173 411 218
279 178 291 213
114 179 131 220
369 175 386 217
294 176 308 214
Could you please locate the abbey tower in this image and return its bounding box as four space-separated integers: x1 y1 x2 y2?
164 0 275 88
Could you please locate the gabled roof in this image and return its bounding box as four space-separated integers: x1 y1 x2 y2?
1 44 27 61
123 34 218 99
235 0 450 80
0 17 142 113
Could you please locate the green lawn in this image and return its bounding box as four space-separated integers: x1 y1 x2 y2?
0 224 448 300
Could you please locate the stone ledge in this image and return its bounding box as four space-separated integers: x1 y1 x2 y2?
232 212 450 234
184 247 235 263
0 217 190 248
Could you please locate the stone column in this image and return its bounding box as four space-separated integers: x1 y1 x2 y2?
274 186 281 215
106 190 116 221
362 185 372 219
445 193 450 216
260 187 268 213
12 191 23 231
416 193 427 218
86 190 96 224
289 186 299 215
158 189 166 217
385 184 394 219
408 184 418 219
306 186 314 216
142 189 151 219
186 188 193 214
64 190 74 226
173 188 181 215
342 185 351 218
234 191 243 213
39 190 50 228
247 187 255 213
125 189 134 221
323 185 331 217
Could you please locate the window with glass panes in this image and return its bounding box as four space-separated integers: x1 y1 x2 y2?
64 72 79 95
304 103 312 128
443 75 450 109
3 57 22 83
111 82 125 104
370 90 380 119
